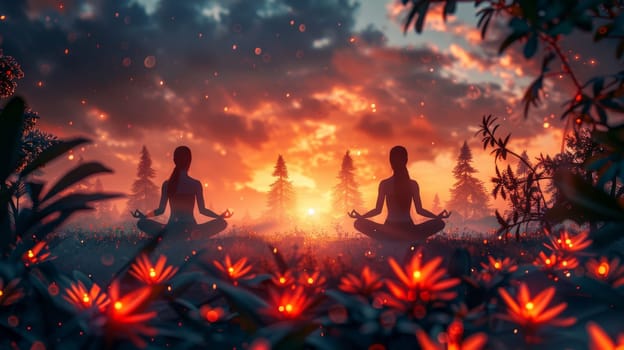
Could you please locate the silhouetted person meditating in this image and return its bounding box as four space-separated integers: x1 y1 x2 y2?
349 145 450 241
132 146 231 240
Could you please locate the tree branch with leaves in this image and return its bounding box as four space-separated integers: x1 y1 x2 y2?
401 0 624 245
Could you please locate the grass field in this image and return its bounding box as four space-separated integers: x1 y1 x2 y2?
49 224 542 286
2 223 622 349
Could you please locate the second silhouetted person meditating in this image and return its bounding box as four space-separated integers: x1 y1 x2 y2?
349 145 450 241
132 146 231 240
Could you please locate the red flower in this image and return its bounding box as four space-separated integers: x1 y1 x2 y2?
271 270 296 288
498 282 575 342
586 256 624 287
299 270 326 290
533 251 578 272
386 251 459 305
23 241 53 266
480 256 517 275
339 266 384 297
264 286 315 320
544 230 591 253
213 255 254 284
104 280 158 348
64 280 109 311
129 254 178 285
0 277 23 306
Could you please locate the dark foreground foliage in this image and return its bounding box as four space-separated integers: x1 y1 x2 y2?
5 221 624 350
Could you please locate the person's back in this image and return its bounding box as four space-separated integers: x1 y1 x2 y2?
383 177 419 224
166 174 198 224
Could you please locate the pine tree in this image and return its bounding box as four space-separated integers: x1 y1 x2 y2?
447 141 490 219
127 146 159 212
267 155 295 223
431 193 442 214
332 151 363 215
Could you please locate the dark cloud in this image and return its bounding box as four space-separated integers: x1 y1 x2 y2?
327 45 516 149
192 111 270 147
0 0 360 137
2 0 605 219
356 113 393 139
1 0 537 154
291 97 337 120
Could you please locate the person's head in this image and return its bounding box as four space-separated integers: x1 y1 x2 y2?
390 145 411 208
389 145 408 173
173 146 192 171
168 146 192 198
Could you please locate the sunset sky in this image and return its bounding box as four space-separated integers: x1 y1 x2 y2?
0 0 616 225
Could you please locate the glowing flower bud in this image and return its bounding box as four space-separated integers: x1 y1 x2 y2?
63 280 109 311
498 282 575 341
129 254 178 285
598 263 609 276
213 255 254 283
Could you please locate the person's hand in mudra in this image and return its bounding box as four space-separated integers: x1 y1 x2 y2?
220 209 234 219
437 210 451 219
131 209 146 219
348 209 362 219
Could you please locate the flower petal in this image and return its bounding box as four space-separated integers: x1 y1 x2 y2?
534 302 568 324
462 332 488 350
518 283 530 305
421 256 443 281
587 321 615 350
498 287 521 316
388 257 410 287
415 329 442 350
154 255 167 274
531 287 555 316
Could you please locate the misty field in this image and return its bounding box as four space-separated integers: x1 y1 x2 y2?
50 224 539 286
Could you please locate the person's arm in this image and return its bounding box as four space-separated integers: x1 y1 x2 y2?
195 181 222 219
412 181 440 219
150 181 168 216
134 182 168 218
351 182 385 219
